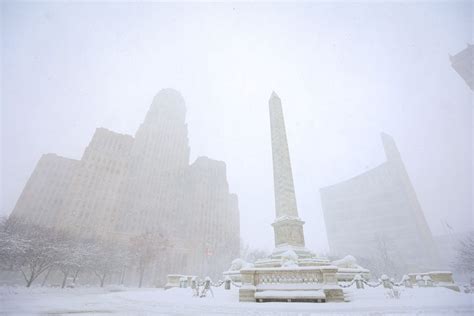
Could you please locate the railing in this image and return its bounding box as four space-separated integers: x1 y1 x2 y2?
180 271 466 298
337 274 440 290
256 271 321 285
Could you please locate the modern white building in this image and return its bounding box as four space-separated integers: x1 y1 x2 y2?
320 133 440 274
450 44 473 90
10 89 240 284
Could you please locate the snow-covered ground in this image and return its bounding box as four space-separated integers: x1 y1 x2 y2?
1 285 473 315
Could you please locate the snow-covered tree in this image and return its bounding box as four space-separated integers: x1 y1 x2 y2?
0 217 29 270
0 219 63 287
55 235 96 288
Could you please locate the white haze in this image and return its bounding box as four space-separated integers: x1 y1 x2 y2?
1 1 472 253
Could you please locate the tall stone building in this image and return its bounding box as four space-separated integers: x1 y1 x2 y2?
10 89 240 283
320 133 440 274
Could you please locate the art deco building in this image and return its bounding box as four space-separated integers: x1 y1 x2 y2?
10 89 240 284
320 133 440 273
59 128 134 238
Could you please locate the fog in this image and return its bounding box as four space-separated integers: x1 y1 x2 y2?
1 0 472 257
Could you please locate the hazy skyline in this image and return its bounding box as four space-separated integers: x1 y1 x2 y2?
2 2 472 253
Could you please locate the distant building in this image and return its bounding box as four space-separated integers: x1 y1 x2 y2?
450 44 473 90
10 89 240 284
320 133 440 273
10 154 78 229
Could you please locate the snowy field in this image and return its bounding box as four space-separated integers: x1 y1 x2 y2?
1 286 473 315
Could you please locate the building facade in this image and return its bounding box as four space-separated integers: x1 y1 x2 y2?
320 133 440 274
10 89 240 284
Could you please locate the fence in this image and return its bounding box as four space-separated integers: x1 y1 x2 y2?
172 271 467 298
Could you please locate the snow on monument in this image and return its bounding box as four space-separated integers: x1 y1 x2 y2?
254 92 329 266
268 92 309 257
238 92 344 303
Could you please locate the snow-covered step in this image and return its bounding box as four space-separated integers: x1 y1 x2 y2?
255 290 326 303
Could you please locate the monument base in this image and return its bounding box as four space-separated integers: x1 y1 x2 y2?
238 265 345 303
243 245 345 302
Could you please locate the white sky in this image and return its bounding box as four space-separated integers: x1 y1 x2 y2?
1 1 472 253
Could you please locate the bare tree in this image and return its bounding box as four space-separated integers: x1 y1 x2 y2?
454 232 474 274
370 233 399 278
72 238 98 285
90 241 124 287
240 241 269 263
129 232 168 288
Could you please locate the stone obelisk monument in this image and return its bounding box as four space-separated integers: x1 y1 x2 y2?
238 92 344 302
268 92 312 259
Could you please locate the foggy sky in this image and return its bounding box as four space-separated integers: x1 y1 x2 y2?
1 1 472 253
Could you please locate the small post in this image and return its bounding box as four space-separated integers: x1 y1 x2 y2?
204 277 211 290
463 284 471 293
381 274 392 289
423 275 433 287
354 274 364 289
225 277 231 290
416 275 424 287
402 275 412 288
191 277 199 297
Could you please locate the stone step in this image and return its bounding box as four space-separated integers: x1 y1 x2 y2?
255 290 326 303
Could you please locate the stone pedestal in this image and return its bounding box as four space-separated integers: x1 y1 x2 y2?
408 271 460 291
165 274 195 289
239 266 344 303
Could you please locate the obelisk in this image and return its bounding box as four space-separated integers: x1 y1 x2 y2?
268 92 310 258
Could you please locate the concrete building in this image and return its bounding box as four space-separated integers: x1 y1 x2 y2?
320 133 440 274
10 89 240 284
